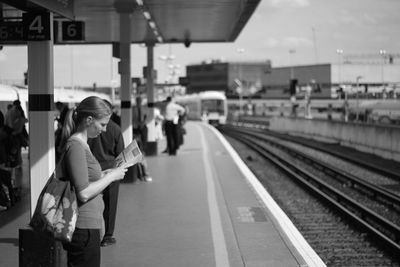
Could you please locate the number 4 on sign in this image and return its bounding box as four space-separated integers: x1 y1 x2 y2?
22 12 51 41
29 16 44 34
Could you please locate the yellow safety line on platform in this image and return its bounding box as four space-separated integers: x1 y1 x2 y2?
197 123 231 267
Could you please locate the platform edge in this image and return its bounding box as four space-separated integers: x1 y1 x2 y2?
203 123 327 267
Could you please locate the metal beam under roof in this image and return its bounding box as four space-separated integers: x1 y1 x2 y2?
1 0 260 45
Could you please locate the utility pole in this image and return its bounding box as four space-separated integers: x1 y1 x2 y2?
379 49 386 89
289 49 296 79
336 49 343 92
312 27 318 63
237 48 245 116
356 75 362 121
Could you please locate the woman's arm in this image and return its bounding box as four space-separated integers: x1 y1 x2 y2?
65 142 127 203
77 167 127 202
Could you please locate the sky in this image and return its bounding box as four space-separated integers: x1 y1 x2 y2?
0 0 399 87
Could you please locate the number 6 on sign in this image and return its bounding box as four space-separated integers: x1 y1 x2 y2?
23 12 51 41
62 21 85 41
67 23 76 36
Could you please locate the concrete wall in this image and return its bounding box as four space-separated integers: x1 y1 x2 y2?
269 117 400 162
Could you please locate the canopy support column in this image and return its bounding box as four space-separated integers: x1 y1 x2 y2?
145 42 157 155
116 5 135 146
27 14 55 217
19 12 64 267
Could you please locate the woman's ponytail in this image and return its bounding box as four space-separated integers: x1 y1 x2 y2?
58 107 76 153
56 96 111 153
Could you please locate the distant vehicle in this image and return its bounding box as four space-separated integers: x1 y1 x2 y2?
175 91 228 125
349 100 400 124
367 101 400 124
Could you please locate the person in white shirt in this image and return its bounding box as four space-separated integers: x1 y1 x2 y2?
154 107 164 140
164 96 185 155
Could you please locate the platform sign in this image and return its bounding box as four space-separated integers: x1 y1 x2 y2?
29 0 74 20
0 21 24 42
61 21 84 41
23 12 51 41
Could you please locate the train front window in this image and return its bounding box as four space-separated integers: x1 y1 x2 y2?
201 99 224 114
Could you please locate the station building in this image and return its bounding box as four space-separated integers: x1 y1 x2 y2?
185 60 400 99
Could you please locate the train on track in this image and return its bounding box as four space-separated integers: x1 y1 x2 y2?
175 91 228 125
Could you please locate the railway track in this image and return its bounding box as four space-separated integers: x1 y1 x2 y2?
232 119 400 181
220 125 400 265
225 125 400 207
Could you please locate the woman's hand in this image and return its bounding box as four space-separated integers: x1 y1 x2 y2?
78 166 128 203
107 166 128 181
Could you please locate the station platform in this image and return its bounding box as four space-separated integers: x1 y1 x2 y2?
0 122 325 267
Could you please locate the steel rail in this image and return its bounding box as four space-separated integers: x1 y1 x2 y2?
231 119 400 181
225 125 400 209
223 130 400 257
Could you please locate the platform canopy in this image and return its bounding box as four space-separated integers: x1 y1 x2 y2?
0 0 260 44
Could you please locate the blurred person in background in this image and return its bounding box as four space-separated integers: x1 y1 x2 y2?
176 106 187 149
132 96 152 182
4 100 28 194
55 101 69 162
164 96 185 156
55 101 69 127
0 110 16 210
154 107 164 141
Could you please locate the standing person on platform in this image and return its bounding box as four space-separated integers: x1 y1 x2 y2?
109 102 121 126
58 96 127 267
0 110 8 168
0 110 16 209
5 100 27 193
87 100 125 247
5 100 24 154
176 105 187 149
55 101 69 127
132 96 148 152
55 102 69 162
154 107 164 141
164 96 185 156
132 96 152 182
